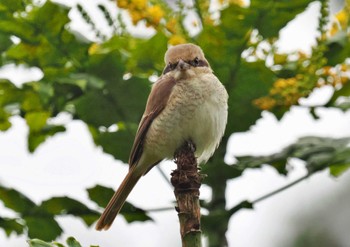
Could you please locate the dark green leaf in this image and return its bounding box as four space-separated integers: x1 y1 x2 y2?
0 19 37 43
87 50 125 83
73 91 119 127
251 0 314 38
227 61 275 133
87 185 114 208
28 125 66 152
87 185 152 223
324 31 350 66
0 32 12 53
326 81 350 110
95 128 134 163
106 76 150 123
66 237 82 247
56 73 105 91
0 217 24 236
128 32 168 74
0 0 24 12
40 197 99 226
0 185 36 214
27 1 70 36
24 216 63 241
236 136 350 175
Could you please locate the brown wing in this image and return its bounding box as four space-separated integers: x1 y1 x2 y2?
128 76 176 167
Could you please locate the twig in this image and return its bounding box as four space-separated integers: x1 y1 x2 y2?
251 173 311 204
156 165 172 187
228 172 311 216
171 140 202 247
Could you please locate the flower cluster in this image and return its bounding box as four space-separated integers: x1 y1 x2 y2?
254 76 304 110
117 0 164 27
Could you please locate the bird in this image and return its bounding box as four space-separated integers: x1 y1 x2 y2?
95 43 228 231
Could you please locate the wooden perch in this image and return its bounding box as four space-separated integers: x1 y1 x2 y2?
171 140 202 247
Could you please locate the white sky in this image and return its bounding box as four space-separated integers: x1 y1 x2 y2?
1 1 350 247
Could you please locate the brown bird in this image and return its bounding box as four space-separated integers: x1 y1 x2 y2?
95 43 228 230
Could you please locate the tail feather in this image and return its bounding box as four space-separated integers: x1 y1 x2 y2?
95 167 142 231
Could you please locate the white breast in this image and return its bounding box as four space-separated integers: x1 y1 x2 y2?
143 71 228 165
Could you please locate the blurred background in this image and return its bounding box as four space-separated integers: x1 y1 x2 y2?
0 0 350 246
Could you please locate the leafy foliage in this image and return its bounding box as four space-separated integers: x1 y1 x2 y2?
0 0 349 246
236 136 350 176
28 237 97 247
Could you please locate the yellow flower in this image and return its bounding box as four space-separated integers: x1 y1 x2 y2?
253 97 276 110
229 0 245 6
336 9 348 30
146 5 164 26
131 0 147 10
340 76 349 85
130 10 144 24
168 35 187 45
165 18 177 34
88 43 100 55
329 22 339 36
117 0 129 9
340 64 348 72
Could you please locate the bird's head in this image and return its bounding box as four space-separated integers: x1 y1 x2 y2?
163 44 211 77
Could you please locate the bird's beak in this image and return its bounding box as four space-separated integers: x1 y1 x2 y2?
177 59 190 70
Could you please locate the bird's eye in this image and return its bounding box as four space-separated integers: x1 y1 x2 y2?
191 57 200 67
163 62 178 74
171 63 177 69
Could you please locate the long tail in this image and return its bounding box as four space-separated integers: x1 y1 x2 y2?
95 166 142 231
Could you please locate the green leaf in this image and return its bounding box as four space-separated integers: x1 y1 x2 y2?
0 0 25 12
39 197 99 226
227 61 275 133
25 111 50 132
56 73 105 91
199 5 254 84
121 202 153 223
0 217 24 236
326 81 350 110
28 125 65 152
106 76 150 123
330 163 350 177
28 239 56 247
28 237 99 247
24 216 63 241
324 31 350 66
87 185 152 223
0 19 37 43
27 1 70 36
73 91 119 127
87 185 114 208
0 108 11 131
128 32 168 74
0 185 36 214
0 32 12 53
236 137 350 175
95 128 134 163
251 0 314 38
87 50 125 83
66 237 82 247
21 90 44 112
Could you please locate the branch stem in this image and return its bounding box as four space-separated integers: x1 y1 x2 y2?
171 140 202 247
